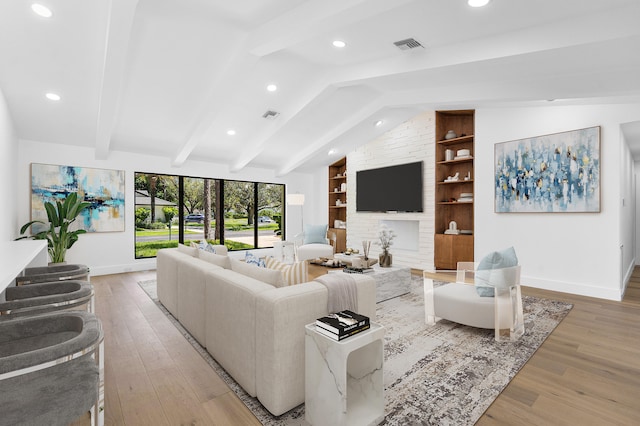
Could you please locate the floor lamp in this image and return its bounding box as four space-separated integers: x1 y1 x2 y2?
287 193 305 236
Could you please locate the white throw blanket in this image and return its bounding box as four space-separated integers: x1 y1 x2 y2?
314 273 358 313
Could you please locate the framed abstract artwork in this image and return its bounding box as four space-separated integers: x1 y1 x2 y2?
31 163 125 232
494 126 600 213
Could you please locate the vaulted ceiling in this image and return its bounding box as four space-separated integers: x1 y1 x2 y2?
1 0 640 175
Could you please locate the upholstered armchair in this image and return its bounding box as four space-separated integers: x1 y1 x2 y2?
294 224 336 262
424 247 525 342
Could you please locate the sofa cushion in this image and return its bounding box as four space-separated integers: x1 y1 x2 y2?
205 269 275 397
303 224 328 244
230 258 284 287
476 246 518 297
264 257 308 286
245 251 266 268
177 243 198 257
198 250 231 269
177 256 223 346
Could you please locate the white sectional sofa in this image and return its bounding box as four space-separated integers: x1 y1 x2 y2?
156 245 377 416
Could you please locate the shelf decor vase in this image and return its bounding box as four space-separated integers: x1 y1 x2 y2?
444 130 457 140
379 250 392 268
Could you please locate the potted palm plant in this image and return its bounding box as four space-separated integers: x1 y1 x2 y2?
17 193 91 263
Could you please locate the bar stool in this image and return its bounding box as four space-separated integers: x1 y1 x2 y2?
16 263 90 286
0 280 94 317
0 311 104 426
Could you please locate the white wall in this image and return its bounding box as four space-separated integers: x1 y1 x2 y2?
635 161 640 267
346 111 435 270
0 88 17 242
476 104 640 301
620 131 636 295
18 139 319 275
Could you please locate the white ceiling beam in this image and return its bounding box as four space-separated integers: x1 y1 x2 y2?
171 39 258 167
229 79 339 172
249 0 415 57
275 97 387 176
94 0 139 160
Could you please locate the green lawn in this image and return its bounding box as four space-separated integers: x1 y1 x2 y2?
135 221 279 237
135 238 253 258
135 227 198 237
134 219 279 258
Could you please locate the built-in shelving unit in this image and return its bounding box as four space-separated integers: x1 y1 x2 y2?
434 110 475 269
328 157 347 253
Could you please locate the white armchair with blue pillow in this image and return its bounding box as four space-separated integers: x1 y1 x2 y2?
294 224 337 262
424 246 525 342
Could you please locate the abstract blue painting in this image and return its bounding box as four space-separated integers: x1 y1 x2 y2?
31 163 125 232
495 126 600 213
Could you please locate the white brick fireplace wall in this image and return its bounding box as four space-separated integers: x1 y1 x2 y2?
346 111 435 270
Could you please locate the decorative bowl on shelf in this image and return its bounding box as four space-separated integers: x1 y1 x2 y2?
445 130 457 140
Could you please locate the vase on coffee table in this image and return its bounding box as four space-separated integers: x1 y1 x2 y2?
379 250 392 267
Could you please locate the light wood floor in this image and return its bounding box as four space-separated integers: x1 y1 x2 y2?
89 267 640 425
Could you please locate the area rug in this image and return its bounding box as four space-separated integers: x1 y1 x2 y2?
137 277 572 425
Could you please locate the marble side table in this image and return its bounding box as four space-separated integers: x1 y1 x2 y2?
305 322 385 426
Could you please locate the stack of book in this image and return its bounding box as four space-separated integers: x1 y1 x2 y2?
458 192 473 203
315 310 370 341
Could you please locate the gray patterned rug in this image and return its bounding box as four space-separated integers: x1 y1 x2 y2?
138 276 572 425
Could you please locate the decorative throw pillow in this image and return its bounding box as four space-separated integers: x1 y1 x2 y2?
212 245 228 256
303 224 328 245
177 243 198 257
265 257 308 286
230 258 285 287
245 251 266 268
475 246 518 297
198 250 231 269
190 240 217 253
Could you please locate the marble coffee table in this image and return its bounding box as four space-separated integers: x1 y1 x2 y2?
329 264 411 303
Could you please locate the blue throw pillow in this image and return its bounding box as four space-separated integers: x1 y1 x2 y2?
245 251 266 268
475 246 518 297
191 241 216 253
303 224 328 245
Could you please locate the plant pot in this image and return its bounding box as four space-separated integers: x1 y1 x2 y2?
379 250 392 268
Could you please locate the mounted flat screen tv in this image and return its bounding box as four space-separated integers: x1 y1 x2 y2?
356 161 423 212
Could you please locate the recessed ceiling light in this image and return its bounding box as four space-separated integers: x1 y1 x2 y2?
375 120 384 127
31 3 53 18
227 129 236 136
468 0 490 7
328 148 337 155
45 92 61 101
266 84 277 92
332 40 346 48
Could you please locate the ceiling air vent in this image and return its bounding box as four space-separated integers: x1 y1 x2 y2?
262 110 280 120
393 38 424 51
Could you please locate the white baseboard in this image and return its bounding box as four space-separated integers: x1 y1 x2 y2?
91 259 157 276
522 274 622 301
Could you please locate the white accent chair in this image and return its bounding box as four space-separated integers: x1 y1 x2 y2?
424 261 524 342
294 224 336 262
